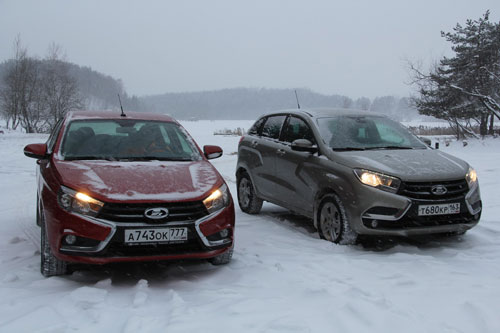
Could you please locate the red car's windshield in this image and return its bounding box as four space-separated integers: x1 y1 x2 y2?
60 119 202 161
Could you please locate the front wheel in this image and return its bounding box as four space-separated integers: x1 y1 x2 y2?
40 212 68 277
237 173 263 214
318 194 358 245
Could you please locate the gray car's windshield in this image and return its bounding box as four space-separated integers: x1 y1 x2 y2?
60 119 202 161
317 116 427 151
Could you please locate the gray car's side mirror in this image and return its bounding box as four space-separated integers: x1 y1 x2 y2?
291 139 318 154
419 136 432 147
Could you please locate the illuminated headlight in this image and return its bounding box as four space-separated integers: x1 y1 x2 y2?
57 186 104 217
203 184 230 214
466 167 478 189
354 169 401 193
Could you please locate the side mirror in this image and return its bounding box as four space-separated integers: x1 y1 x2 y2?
419 136 431 147
24 143 48 159
203 145 223 159
291 139 318 154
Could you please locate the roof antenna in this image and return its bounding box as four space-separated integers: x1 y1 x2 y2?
294 90 301 109
118 94 126 117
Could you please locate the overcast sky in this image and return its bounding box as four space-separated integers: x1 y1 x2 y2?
1 0 499 99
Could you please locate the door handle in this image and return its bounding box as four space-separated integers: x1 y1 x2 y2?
276 149 286 156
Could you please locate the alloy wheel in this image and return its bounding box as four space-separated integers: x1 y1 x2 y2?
320 201 342 242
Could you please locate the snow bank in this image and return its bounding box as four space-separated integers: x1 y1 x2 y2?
0 124 499 332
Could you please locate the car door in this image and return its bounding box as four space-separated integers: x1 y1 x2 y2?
249 115 287 199
273 115 319 216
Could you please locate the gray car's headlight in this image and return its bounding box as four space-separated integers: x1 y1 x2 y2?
57 186 104 217
466 167 478 189
203 184 230 214
354 169 401 193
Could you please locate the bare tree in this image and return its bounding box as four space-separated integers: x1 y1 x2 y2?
0 36 44 133
1 38 84 133
41 43 83 129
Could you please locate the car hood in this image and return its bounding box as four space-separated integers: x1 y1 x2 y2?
55 159 221 202
333 148 469 181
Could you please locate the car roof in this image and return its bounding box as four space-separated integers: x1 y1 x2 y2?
260 108 386 119
66 111 178 123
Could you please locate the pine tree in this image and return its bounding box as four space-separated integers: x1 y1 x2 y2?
411 11 500 138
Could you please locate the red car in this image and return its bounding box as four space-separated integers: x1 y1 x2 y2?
24 111 235 277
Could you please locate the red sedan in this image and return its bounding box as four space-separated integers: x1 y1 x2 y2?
24 111 235 277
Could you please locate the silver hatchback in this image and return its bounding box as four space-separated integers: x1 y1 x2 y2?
236 108 482 244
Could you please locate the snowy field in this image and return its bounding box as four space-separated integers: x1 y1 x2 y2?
0 120 499 333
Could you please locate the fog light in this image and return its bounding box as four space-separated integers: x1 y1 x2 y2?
65 234 77 245
220 229 229 238
371 220 378 228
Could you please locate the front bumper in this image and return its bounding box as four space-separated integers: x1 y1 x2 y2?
351 185 482 237
46 202 235 265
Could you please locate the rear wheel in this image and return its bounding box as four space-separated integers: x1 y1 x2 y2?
40 211 68 277
318 194 357 245
237 173 263 214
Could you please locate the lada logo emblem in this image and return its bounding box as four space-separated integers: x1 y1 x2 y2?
431 185 448 196
144 207 169 220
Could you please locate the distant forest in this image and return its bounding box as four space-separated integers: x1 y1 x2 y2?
143 88 419 121
0 60 420 122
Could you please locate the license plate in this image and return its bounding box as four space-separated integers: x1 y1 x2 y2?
418 203 460 216
124 227 188 244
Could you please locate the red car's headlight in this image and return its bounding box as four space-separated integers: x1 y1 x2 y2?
57 186 104 217
203 184 230 214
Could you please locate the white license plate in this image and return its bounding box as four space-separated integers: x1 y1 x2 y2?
418 203 460 216
124 227 188 244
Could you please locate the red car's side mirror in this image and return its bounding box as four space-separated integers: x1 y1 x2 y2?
24 143 48 160
203 145 223 160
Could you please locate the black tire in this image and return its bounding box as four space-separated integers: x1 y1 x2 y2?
209 247 233 265
318 194 358 245
237 173 263 214
36 194 41 227
40 211 68 277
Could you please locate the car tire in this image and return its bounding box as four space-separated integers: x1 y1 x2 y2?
318 194 358 245
40 211 68 277
209 247 233 265
237 173 263 214
36 194 41 227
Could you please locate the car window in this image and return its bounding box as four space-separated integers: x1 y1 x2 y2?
46 119 64 154
60 119 202 161
282 116 315 144
261 115 286 140
248 117 266 135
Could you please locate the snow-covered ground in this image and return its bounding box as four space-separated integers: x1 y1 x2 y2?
0 120 499 333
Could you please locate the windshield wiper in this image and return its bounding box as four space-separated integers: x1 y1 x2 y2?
64 156 116 161
120 156 193 161
332 147 366 151
364 146 414 150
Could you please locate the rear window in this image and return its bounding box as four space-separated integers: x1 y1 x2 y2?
60 119 202 161
248 117 266 135
261 115 286 140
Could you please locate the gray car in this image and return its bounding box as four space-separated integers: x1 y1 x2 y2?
236 108 482 244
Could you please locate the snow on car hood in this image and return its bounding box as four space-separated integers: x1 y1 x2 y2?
55 160 221 202
335 148 469 181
